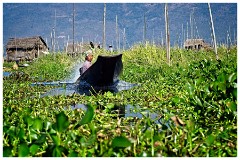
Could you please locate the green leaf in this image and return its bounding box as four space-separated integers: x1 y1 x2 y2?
55 111 69 132
218 83 226 92
30 144 39 155
51 134 61 146
24 116 34 127
44 121 52 131
194 96 202 107
7 126 16 137
52 146 64 157
3 147 12 157
226 101 237 112
79 105 94 125
18 128 25 140
217 73 226 83
172 96 181 105
106 103 115 109
105 91 113 98
228 72 237 83
206 135 215 146
30 132 38 140
34 134 47 144
5 107 12 114
33 118 43 131
68 150 78 157
204 85 210 95
112 136 132 148
186 82 194 96
18 143 29 157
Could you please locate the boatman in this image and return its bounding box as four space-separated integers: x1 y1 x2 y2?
80 50 93 75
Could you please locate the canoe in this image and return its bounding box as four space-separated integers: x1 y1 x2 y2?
77 54 123 87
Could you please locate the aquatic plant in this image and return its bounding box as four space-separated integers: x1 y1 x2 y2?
3 46 237 157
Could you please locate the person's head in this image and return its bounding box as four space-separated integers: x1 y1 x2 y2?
85 50 93 62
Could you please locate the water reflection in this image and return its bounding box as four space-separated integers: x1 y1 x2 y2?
33 80 138 97
3 72 11 77
67 104 171 130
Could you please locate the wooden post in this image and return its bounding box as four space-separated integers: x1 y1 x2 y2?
37 45 39 58
103 3 106 52
144 12 146 46
181 23 184 48
233 29 236 45
116 15 118 52
123 28 126 50
73 3 75 56
208 3 218 60
165 3 170 65
228 26 232 46
161 31 163 47
118 32 121 53
53 27 55 53
51 31 53 52
53 10 56 53
152 28 155 45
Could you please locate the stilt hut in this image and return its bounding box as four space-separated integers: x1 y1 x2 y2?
6 36 48 61
184 39 211 50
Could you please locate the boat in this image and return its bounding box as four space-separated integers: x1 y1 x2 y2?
76 54 123 88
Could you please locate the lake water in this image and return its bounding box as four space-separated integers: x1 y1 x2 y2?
3 72 11 77
67 104 171 129
32 80 138 97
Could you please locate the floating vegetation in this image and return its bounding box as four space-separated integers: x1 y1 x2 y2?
3 46 237 157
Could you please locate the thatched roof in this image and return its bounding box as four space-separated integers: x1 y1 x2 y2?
184 39 210 47
6 36 48 49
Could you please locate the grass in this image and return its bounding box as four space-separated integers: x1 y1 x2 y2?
3 45 237 157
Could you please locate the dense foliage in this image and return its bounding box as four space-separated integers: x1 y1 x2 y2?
3 46 237 157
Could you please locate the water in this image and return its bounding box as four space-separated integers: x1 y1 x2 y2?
64 61 83 83
66 104 171 130
3 72 11 77
34 80 137 97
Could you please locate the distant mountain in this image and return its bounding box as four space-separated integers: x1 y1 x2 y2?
3 3 237 52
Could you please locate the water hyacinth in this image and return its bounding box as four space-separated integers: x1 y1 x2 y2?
3 45 237 157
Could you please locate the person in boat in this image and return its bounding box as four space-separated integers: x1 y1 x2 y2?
90 41 95 49
109 45 113 52
80 50 93 75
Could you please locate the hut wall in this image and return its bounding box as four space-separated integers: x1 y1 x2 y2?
6 36 48 61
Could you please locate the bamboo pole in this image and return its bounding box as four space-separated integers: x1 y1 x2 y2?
116 15 118 52
103 3 106 52
161 31 163 47
165 3 170 65
123 28 126 50
51 30 53 52
233 29 236 45
53 10 56 53
152 29 155 45
228 25 232 46
227 30 229 48
194 17 200 39
118 32 121 53
208 3 218 60
144 12 146 46
181 23 184 48
73 3 75 56
190 12 192 39
53 27 55 53
183 28 185 47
